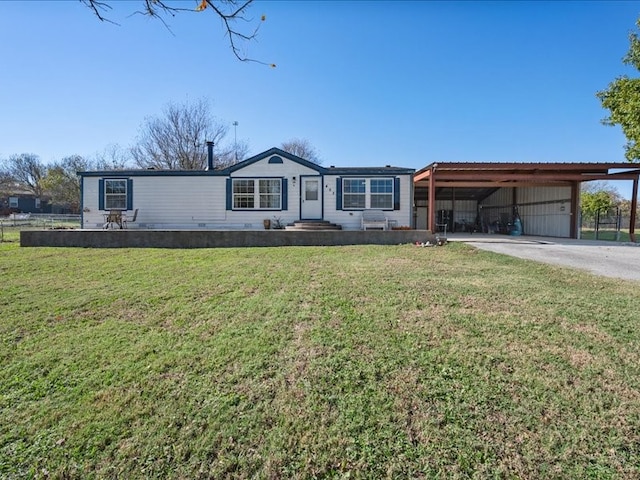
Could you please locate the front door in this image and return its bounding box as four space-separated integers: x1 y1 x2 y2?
301 176 322 219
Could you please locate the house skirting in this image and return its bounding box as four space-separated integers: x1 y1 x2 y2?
21 229 436 249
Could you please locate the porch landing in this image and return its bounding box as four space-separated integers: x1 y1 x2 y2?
21 229 435 249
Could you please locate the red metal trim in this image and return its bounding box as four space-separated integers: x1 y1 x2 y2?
428 167 436 232
570 182 580 239
418 173 640 182
631 177 638 243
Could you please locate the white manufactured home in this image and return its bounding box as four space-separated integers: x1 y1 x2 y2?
79 147 415 230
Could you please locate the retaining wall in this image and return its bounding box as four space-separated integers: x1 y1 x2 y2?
21 229 436 248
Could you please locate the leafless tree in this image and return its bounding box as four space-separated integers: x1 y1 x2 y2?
131 98 236 170
217 139 251 168
0 166 15 198
93 144 133 171
2 153 48 197
280 138 321 165
80 0 274 65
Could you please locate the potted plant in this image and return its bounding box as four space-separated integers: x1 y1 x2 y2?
263 219 271 229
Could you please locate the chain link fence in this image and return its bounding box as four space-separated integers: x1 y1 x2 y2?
0 214 81 242
580 208 638 242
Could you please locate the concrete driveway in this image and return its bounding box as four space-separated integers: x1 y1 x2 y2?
447 234 640 282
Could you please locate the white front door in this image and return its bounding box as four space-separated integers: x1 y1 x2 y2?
301 176 322 219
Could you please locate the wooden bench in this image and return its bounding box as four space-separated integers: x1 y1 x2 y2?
361 209 389 230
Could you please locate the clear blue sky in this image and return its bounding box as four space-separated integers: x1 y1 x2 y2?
1 1 640 198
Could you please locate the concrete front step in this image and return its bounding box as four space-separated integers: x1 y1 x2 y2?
285 226 343 231
285 220 342 231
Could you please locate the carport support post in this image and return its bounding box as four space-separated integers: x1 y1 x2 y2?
428 167 436 232
571 181 580 239
631 176 638 243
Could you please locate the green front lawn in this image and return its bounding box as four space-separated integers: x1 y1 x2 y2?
1 240 639 478
580 229 633 242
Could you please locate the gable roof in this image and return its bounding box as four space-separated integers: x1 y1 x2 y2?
224 147 414 175
222 147 323 174
78 147 415 177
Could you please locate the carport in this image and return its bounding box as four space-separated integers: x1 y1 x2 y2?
413 162 640 240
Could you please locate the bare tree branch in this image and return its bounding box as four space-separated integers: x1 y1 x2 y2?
80 0 274 65
3 154 48 197
93 144 133 170
280 138 322 165
79 0 118 25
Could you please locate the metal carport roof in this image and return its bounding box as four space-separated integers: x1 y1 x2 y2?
413 162 640 240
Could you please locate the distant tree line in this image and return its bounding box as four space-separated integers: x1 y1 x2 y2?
1 98 320 214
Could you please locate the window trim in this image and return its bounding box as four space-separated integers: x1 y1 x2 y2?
343 178 367 209
340 177 395 211
370 178 394 210
104 178 128 210
99 178 133 211
231 177 285 211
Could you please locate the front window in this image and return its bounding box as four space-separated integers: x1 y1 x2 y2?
105 179 127 210
9 197 18 208
259 179 281 209
342 178 394 209
233 178 282 210
343 179 366 209
233 179 255 209
370 179 393 209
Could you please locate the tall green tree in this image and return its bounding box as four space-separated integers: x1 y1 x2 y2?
42 155 93 213
597 19 640 162
580 181 620 227
581 190 617 216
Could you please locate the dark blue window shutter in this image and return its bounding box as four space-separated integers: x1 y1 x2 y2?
393 177 401 210
336 178 342 210
127 179 133 210
282 178 288 210
98 179 105 210
226 178 232 210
